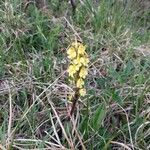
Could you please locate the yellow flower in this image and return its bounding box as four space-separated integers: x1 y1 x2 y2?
75 64 81 71
67 47 76 59
68 92 75 101
71 41 80 49
67 65 77 77
71 42 86 55
78 44 86 55
79 88 86 96
79 67 88 79
76 78 84 88
80 57 89 66
73 56 82 67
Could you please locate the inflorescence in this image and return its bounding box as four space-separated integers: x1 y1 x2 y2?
67 41 89 98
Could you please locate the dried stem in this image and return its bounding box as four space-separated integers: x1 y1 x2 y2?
6 82 13 150
70 88 79 116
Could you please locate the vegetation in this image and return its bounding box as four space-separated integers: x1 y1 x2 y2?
0 0 150 149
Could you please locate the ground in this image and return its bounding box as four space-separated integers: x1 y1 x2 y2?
0 0 150 149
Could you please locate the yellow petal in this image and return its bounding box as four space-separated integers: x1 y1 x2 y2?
79 88 86 96
76 78 84 88
67 47 75 54
78 44 86 55
79 67 88 78
75 64 80 71
68 65 77 77
73 57 82 68
67 47 76 59
80 57 89 66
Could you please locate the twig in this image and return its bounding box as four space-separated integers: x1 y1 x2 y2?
70 88 79 116
110 141 132 150
6 82 13 149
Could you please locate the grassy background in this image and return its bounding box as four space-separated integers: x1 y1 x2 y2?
0 0 150 149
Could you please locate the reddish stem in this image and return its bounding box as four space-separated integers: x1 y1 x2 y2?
70 88 79 116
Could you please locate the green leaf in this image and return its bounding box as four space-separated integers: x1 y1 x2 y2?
79 116 89 139
91 103 106 131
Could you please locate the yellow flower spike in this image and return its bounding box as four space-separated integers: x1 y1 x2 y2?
67 64 77 77
67 47 76 59
76 78 84 88
79 88 86 96
79 67 88 79
67 41 89 100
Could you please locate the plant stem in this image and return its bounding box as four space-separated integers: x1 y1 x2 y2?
70 88 79 116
